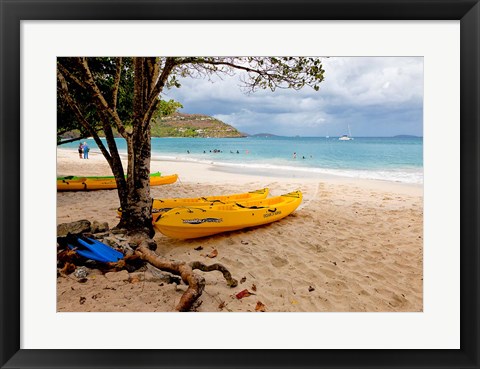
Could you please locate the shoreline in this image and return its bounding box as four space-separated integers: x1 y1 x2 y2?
57 148 423 195
57 148 423 312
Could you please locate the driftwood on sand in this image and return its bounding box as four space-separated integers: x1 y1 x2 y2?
136 241 238 311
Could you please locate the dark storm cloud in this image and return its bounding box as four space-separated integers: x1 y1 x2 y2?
163 57 423 137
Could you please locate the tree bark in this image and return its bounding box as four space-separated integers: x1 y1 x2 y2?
117 127 154 237
114 58 156 236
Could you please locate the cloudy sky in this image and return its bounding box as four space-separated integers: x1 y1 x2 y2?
163 57 423 137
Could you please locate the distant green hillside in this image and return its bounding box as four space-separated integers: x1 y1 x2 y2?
58 112 246 142
152 112 246 138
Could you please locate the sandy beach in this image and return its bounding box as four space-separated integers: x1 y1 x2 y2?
57 148 423 312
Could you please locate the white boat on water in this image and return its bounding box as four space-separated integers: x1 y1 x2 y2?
339 125 354 141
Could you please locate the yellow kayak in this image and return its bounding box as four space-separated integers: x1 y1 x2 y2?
117 188 269 217
57 173 178 191
153 190 302 239
151 188 269 214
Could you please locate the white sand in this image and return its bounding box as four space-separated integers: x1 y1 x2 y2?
57 148 423 312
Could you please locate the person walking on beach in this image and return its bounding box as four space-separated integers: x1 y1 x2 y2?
78 143 83 159
83 142 90 159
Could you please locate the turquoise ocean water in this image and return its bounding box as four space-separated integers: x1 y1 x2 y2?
62 136 423 184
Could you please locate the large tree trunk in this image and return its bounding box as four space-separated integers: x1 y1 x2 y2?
117 128 154 237
116 58 155 237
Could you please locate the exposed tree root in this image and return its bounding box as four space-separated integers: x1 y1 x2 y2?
135 241 238 312
190 261 238 288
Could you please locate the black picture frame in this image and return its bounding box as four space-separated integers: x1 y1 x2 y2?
1 0 479 368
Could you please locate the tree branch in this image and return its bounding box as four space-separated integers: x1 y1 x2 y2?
76 57 130 139
57 70 113 164
133 57 145 123
112 57 123 112
136 242 237 311
143 57 177 125
188 58 265 74
57 62 87 89
174 57 325 92
135 243 204 311
58 134 93 146
190 261 238 287
149 58 161 96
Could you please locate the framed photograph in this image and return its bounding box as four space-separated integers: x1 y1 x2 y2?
1 0 479 368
